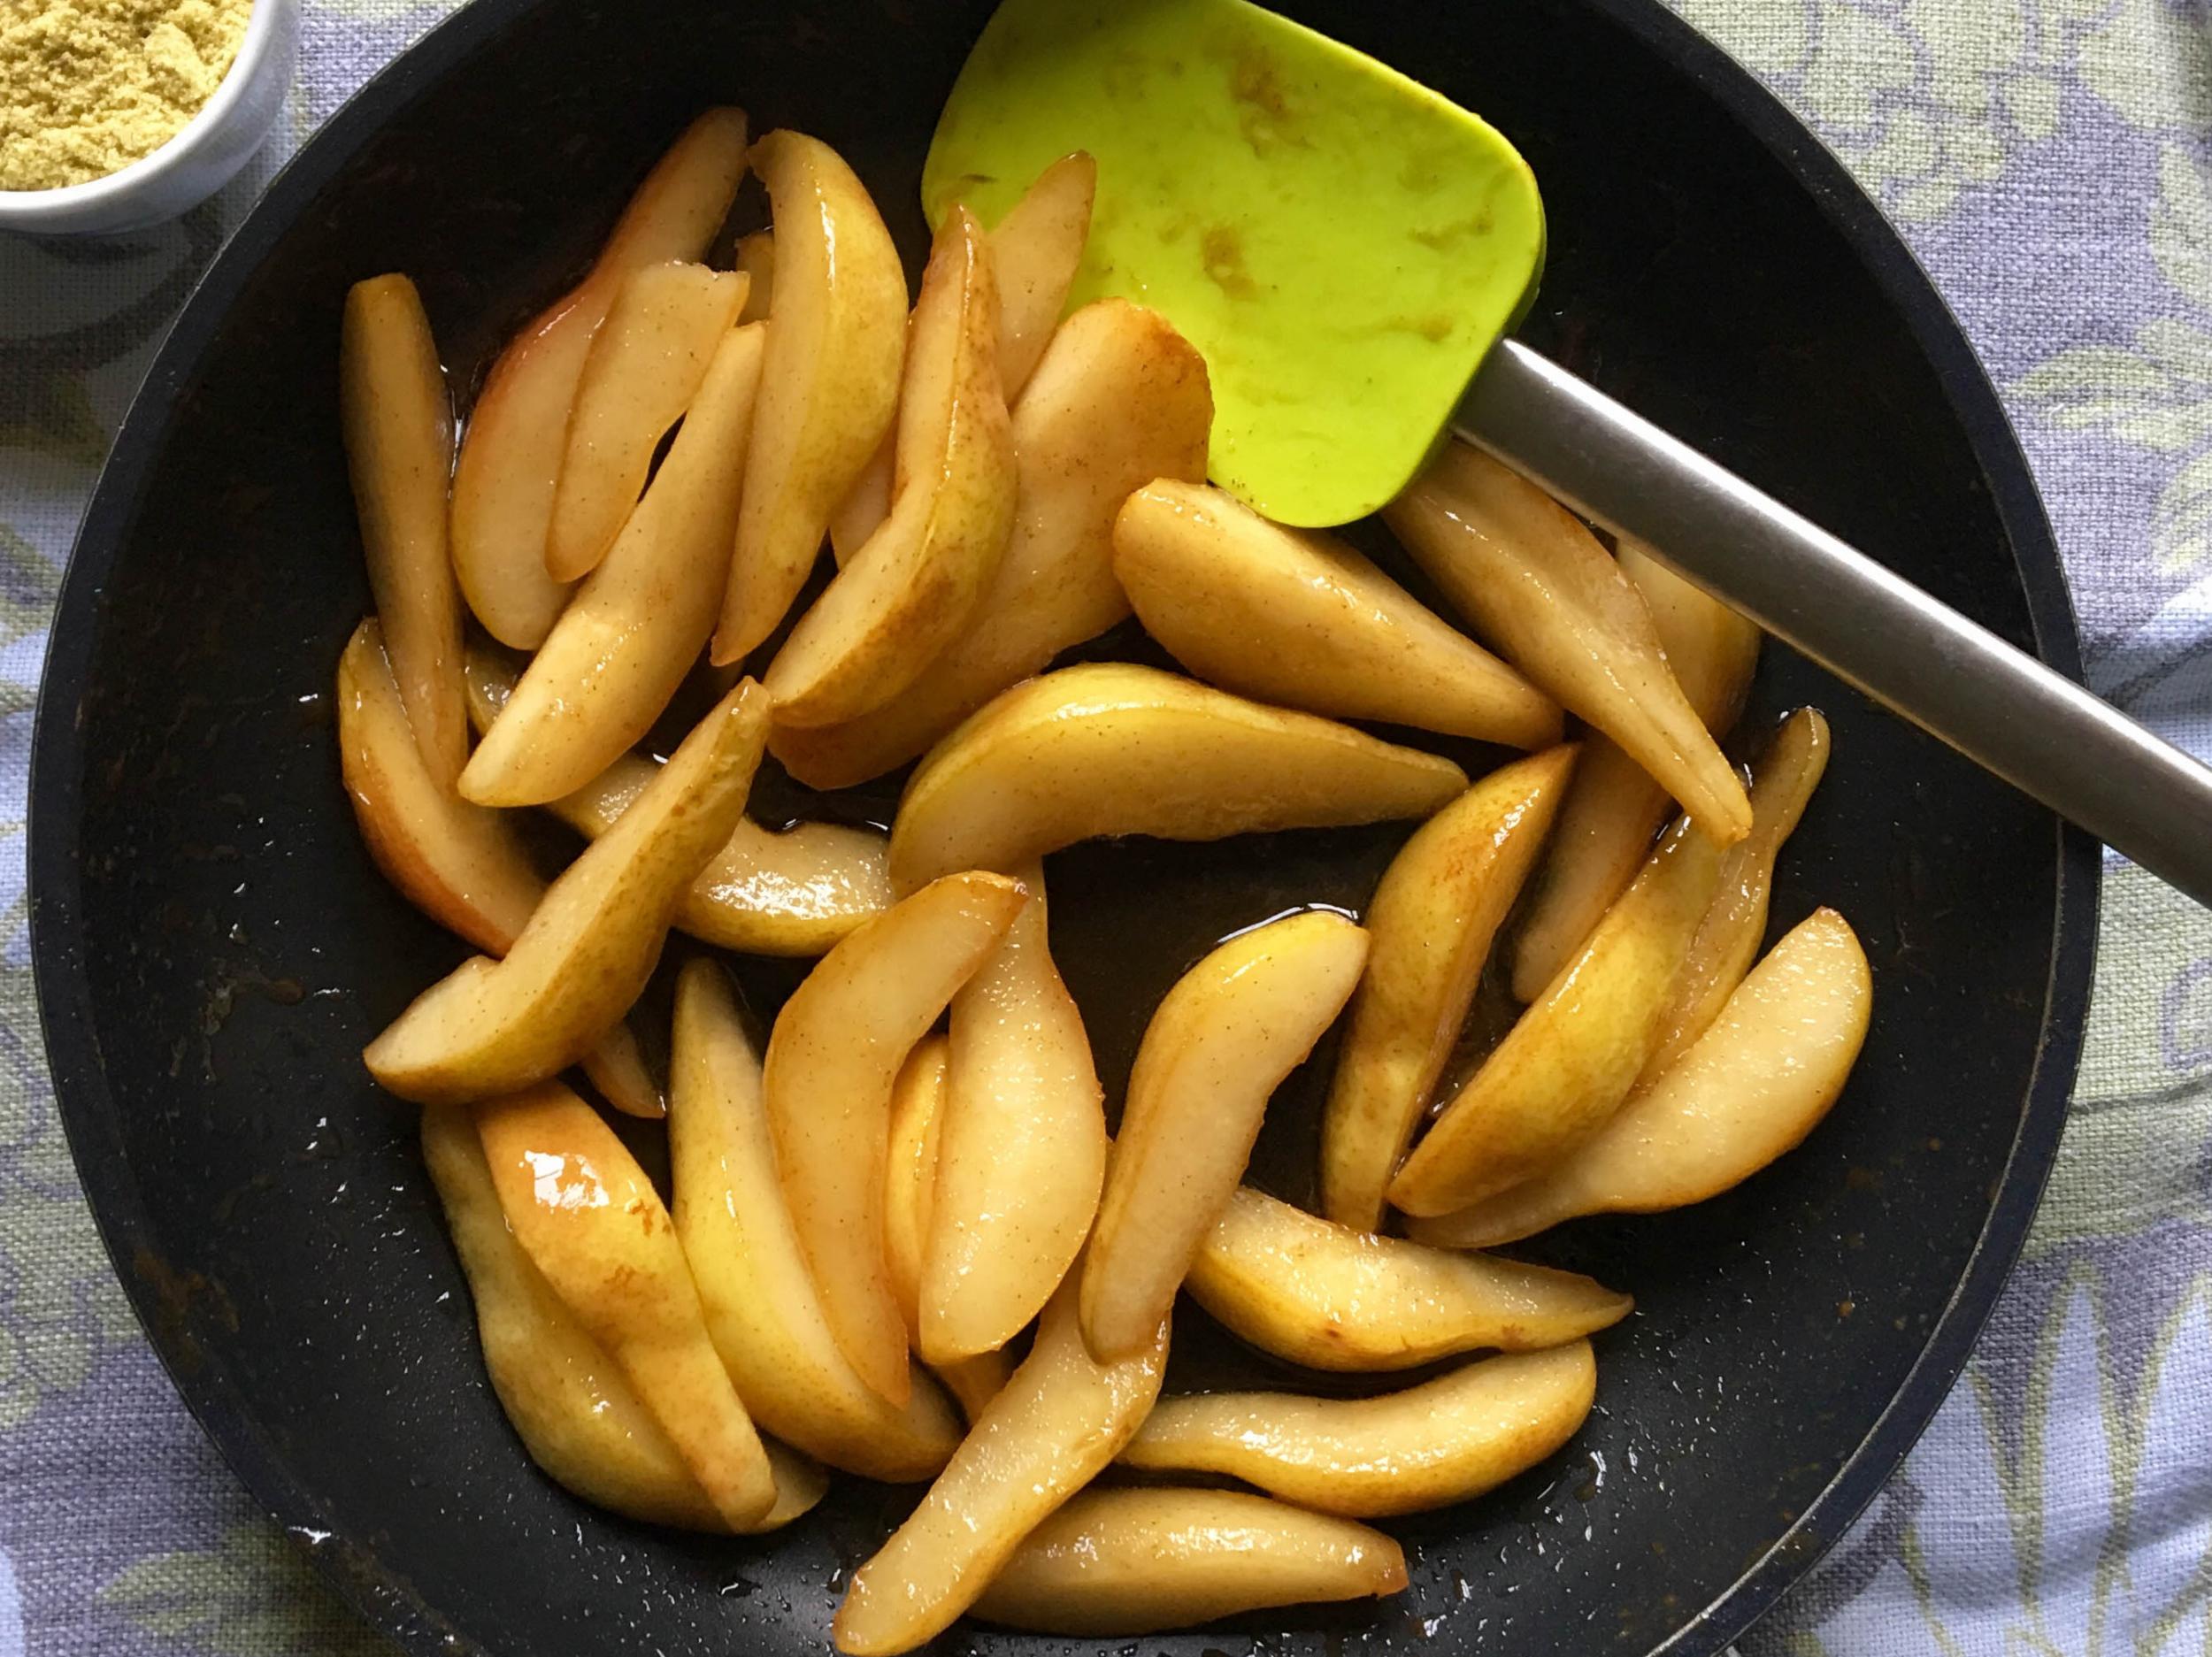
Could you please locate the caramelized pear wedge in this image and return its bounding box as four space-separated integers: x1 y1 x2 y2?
972 1489 1407 1635
1385 441 1751 843
1509 541 1762 1001
716 130 907 664
477 1082 778 1528
1083 910 1370 1361
775 299 1212 787
734 229 775 321
452 109 749 648
1409 909 1871 1248
464 650 891 956
1123 1343 1595 1518
826 152 1098 565
340 622 662 1118
765 207 1017 726
1320 748 1578 1232
668 963 965 1480
1115 481 1561 748
1640 709 1832 1082
926 859 1105 1363
464 323 767 807
764 871 1028 1406
341 274 466 788
889 664 1467 891
1387 808 1730 1216
421 1106 822 1531
833 1277 1169 1656
1187 1188 1630 1370
364 682 768 1103
544 262 749 581
883 1034 1018 1419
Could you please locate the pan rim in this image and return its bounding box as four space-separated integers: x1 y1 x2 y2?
24 0 2100 1653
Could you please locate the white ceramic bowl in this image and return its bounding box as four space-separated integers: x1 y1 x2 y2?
0 0 300 236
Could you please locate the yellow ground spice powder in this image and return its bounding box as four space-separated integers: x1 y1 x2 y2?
0 0 253 191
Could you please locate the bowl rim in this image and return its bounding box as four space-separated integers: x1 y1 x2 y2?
0 0 296 227
24 0 2101 1653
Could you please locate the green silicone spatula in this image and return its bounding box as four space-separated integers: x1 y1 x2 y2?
925 0 2212 910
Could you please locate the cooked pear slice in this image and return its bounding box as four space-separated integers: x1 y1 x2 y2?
668 963 964 1480
1115 482 1561 748
341 274 466 788
1123 1343 1595 1518
925 859 1104 1363
463 324 767 807
1509 541 1762 1001
1320 747 1578 1232
972 1488 1406 1635
764 871 1027 1405
715 130 907 664
1386 441 1751 843
825 152 1097 567
340 622 662 1118
544 263 748 581
1083 910 1370 1361
364 681 768 1103
833 1277 1169 1657
888 664 1467 891
765 207 1017 726
421 1106 822 1531
735 229 774 322
774 299 1211 788
464 648 890 955
1642 708 1831 1082
476 1082 777 1527
1187 1188 1630 1370
1412 909 1870 1247
451 109 749 648
1387 808 1730 1216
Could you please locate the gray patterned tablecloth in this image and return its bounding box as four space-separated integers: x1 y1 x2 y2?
2 1 2208 1652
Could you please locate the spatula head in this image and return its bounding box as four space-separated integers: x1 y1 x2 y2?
926 0 1545 527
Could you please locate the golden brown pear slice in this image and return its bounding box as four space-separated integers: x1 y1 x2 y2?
765 207 1016 726
1115 481 1561 748
925 859 1104 1363
715 130 907 664
881 1034 1018 1419
826 152 1097 565
451 109 749 648
667 962 964 1480
1122 1343 1595 1518
1319 747 1578 1232
364 681 768 1103
1509 540 1763 1001
1641 708 1832 1082
833 1276 1170 1657
1187 1187 1631 1370
463 649 890 955
1410 909 1871 1248
972 1488 1407 1636
476 1082 777 1527
763 871 1027 1405
1387 805 1731 1217
1082 909 1370 1360
339 622 661 1117
462 324 767 806
735 229 775 322
775 299 1211 788
1386 441 1752 843
544 263 749 581
421 1105 823 1531
887 664 1467 892
341 274 466 788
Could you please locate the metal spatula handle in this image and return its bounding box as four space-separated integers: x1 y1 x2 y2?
1458 338 2212 904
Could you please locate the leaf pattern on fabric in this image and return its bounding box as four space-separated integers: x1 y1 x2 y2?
96 1527 391 1657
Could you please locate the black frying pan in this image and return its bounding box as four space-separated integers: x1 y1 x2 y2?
28 1 2098 1653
